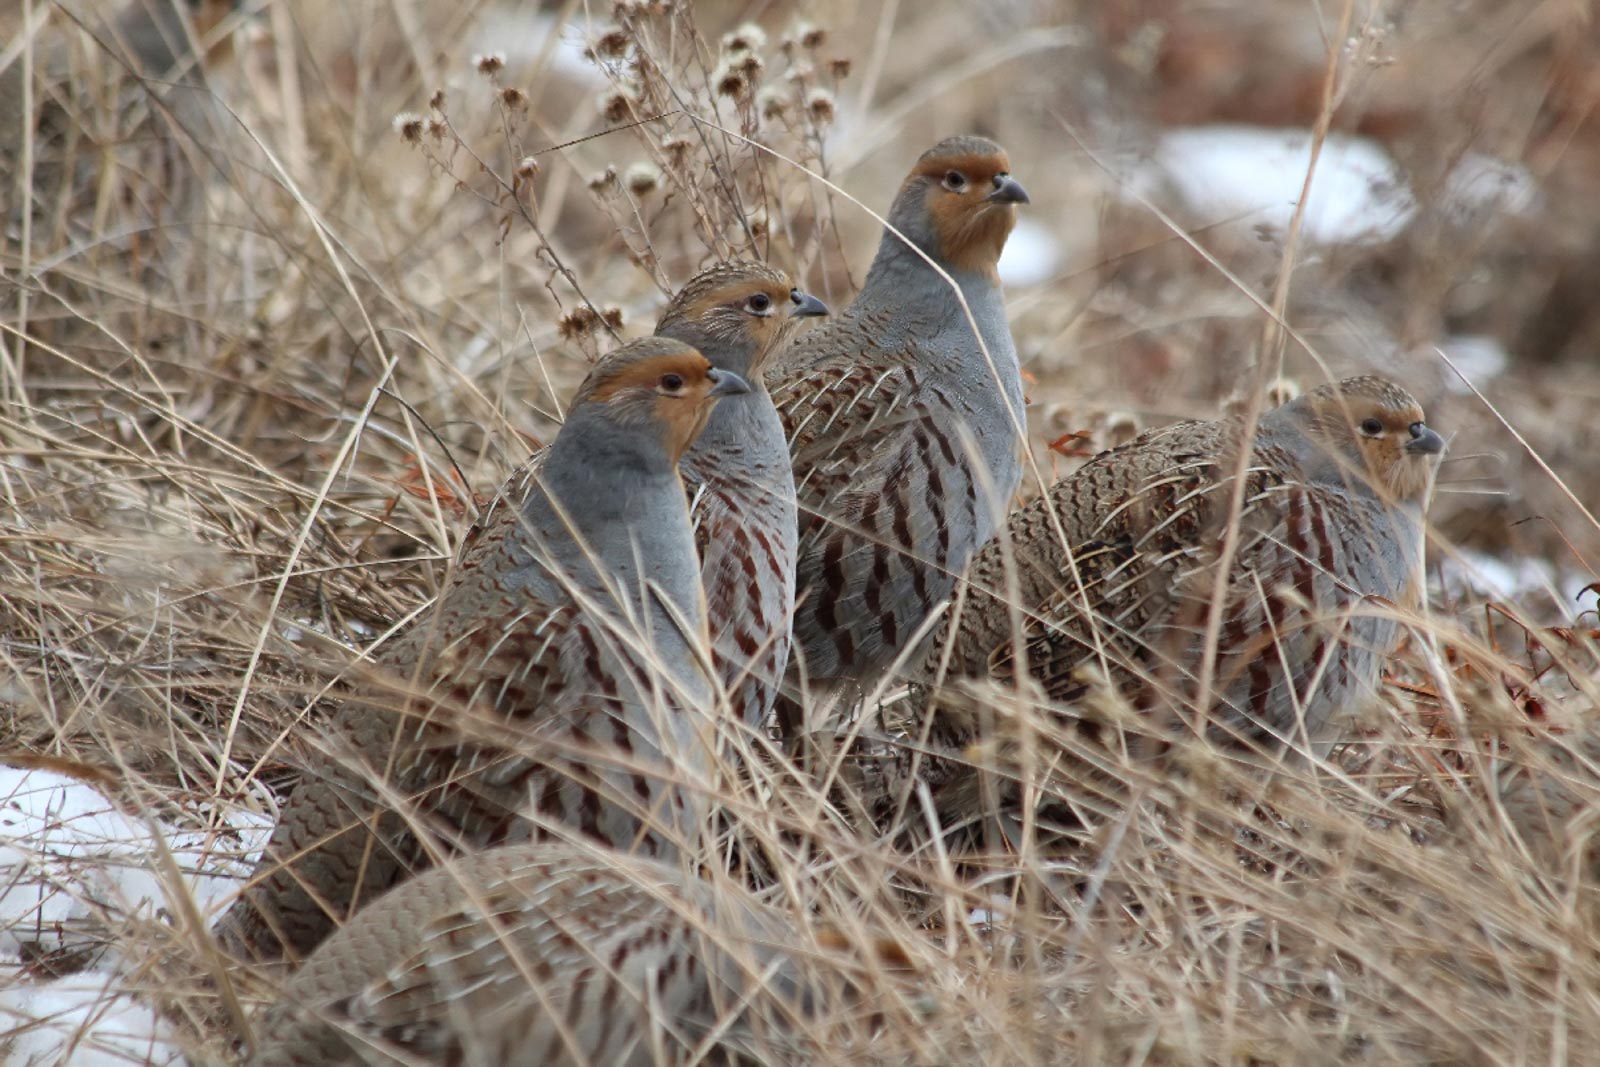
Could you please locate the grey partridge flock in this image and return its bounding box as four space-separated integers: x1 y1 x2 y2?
217 338 747 964
223 133 1447 1063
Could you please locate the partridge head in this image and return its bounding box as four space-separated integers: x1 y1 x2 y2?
570 337 751 465
1275 375 1444 506
657 261 829 378
888 135 1030 279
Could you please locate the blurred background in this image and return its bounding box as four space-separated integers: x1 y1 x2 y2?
3 0 1596 765
4 4 1600 1062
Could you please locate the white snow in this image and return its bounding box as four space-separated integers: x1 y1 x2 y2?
1136 125 1412 244
1438 335 1510 394
1129 125 1538 247
1442 153 1540 222
998 217 1064 287
4 977 185 1066
1438 550 1592 607
0 766 271 1065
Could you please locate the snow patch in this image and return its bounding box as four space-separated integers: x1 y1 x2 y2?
1438 335 1510 394
1 767 271 1065
1129 126 1538 247
1 975 185 1066
999 217 1064 287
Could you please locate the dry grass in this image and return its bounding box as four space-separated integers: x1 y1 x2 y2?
3 0 1600 1064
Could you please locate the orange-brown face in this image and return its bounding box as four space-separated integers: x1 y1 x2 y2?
908 148 1029 276
667 274 828 374
585 348 745 462
1300 378 1443 505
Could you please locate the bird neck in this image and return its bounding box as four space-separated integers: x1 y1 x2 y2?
683 383 792 492
859 230 1010 328
522 411 704 634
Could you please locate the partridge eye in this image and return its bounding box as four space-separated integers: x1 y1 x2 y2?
1360 417 1384 436
746 292 772 314
660 373 684 391
942 170 968 192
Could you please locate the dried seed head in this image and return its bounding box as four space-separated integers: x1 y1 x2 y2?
757 86 788 120
736 51 765 80
799 22 827 48
602 306 625 330
713 58 749 100
1104 411 1142 448
474 52 505 76
587 164 619 193
593 25 630 58
393 112 425 144
426 117 448 140
721 22 767 54
515 156 541 182
557 306 601 340
661 136 692 169
805 87 835 124
596 86 638 123
428 89 446 111
828 57 852 80
624 161 662 196
747 207 769 238
500 86 529 110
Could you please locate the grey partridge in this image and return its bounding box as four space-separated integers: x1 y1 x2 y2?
923 375 1443 755
472 262 827 732
215 339 746 964
769 135 1030 732
246 842 893 1066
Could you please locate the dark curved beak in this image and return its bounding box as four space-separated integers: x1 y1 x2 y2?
985 173 1030 205
1406 422 1445 456
790 289 830 318
708 368 751 398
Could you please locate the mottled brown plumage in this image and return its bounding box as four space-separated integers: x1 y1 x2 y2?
472 263 825 732
923 376 1443 754
247 843 904 1066
215 339 745 965
769 136 1030 729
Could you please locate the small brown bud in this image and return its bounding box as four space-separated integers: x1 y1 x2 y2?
624 161 661 196
828 57 852 80
594 25 630 57
805 87 835 124
736 52 764 80
474 52 505 76
500 86 529 110
393 112 425 144
428 89 445 111
661 136 692 169
714 59 748 100
557 306 600 339
596 86 638 123
758 86 788 120
721 22 767 54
